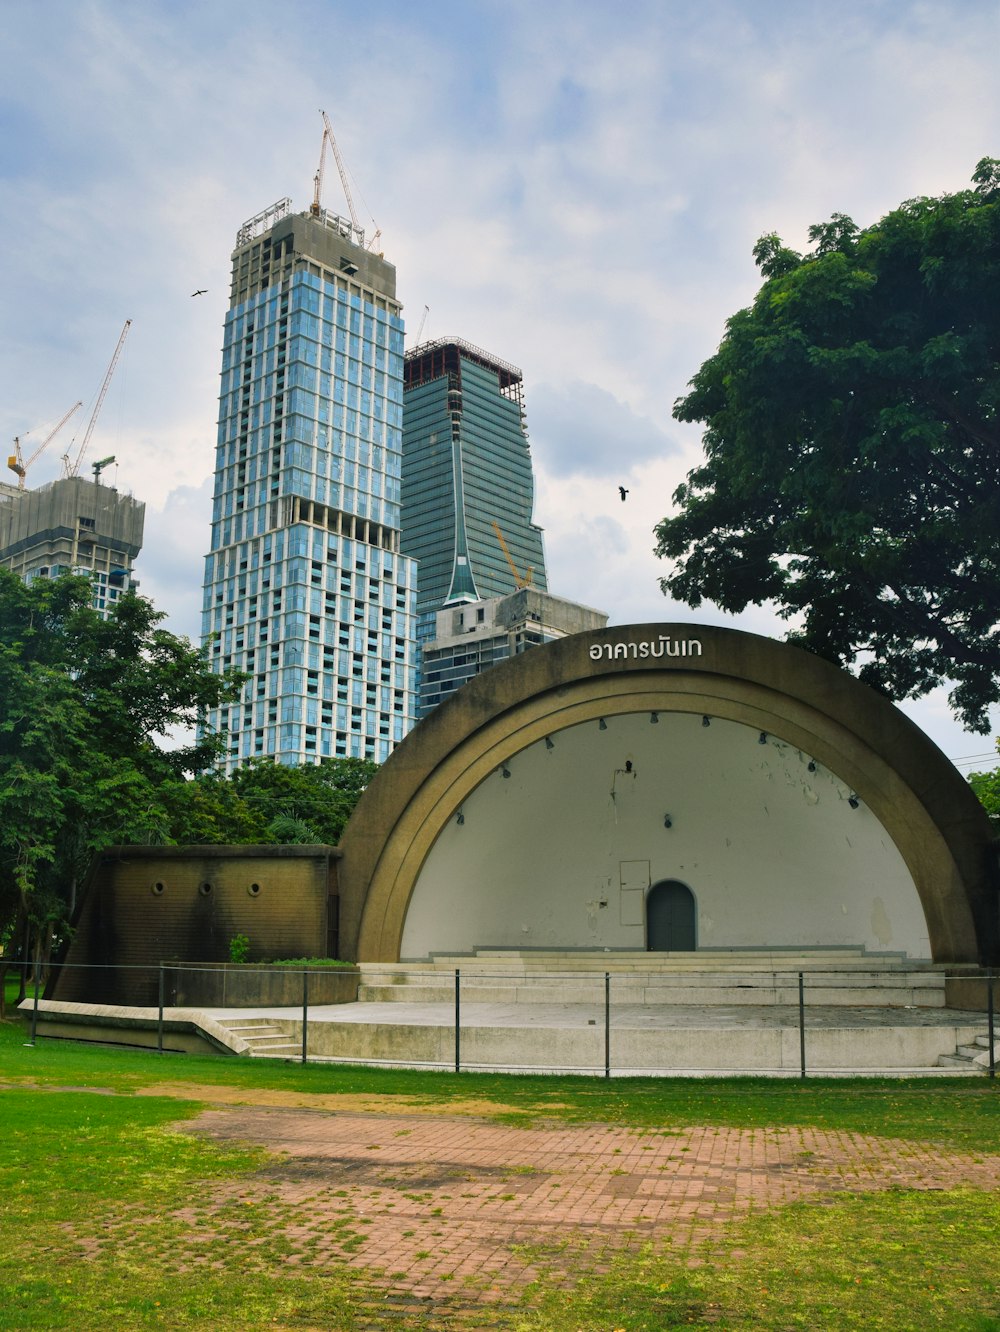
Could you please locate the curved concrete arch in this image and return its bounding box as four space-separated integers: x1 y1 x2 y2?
336 625 998 964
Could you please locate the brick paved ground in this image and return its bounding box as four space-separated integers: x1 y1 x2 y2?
161 1106 1000 1324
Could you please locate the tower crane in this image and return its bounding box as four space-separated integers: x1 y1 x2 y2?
310 109 382 253
492 521 533 589
7 400 83 489
63 319 131 479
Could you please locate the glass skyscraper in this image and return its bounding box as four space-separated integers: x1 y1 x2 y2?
200 197 417 770
401 338 547 641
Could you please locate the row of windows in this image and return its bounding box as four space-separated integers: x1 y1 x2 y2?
221 340 398 393
206 530 412 586
214 468 400 517
229 730 395 763
224 297 403 366
225 696 405 728
218 425 401 473
211 491 400 544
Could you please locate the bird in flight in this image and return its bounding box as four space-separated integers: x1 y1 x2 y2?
618 486 629 502
191 289 207 297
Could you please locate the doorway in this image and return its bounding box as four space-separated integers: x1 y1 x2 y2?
646 879 696 951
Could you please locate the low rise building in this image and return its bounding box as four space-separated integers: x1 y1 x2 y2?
418 587 607 717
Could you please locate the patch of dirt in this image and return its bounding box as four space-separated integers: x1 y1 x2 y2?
133 1081 518 1118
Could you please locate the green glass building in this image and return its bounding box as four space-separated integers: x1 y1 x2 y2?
401 338 547 640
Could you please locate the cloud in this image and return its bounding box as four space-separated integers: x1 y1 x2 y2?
137 476 213 642
529 381 679 480
3 0 999 764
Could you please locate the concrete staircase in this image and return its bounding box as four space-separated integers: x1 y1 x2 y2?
358 948 947 1009
938 1032 995 1072
222 1019 300 1058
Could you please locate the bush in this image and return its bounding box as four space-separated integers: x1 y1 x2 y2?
228 933 251 964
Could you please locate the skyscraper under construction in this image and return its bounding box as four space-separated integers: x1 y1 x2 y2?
199 187 417 771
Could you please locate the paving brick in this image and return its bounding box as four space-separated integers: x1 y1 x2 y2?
162 1106 1000 1324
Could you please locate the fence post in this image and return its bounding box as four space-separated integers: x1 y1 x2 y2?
988 973 995 1080
27 957 41 1047
798 972 806 1079
158 963 165 1055
605 972 611 1079
301 968 309 1065
455 968 461 1073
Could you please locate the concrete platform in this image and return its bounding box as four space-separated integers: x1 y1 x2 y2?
21 995 994 1077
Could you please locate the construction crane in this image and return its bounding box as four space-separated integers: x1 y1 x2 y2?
91 455 116 484
7 400 83 489
492 521 533 589
63 319 131 479
413 305 430 346
311 109 382 253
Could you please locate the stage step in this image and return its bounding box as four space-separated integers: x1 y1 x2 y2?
224 1020 300 1057
938 1033 994 1072
358 950 947 1009
461 947 894 966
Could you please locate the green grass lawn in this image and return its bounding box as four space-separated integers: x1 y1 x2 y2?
2 1015 999 1330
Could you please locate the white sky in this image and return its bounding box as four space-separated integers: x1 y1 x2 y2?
1 0 998 770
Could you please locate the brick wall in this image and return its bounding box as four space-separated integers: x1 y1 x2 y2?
51 845 341 1005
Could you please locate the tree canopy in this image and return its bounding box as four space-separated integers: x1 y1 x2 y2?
162 757 379 847
655 159 1000 731
968 767 1000 833
0 570 243 954
0 569 379 960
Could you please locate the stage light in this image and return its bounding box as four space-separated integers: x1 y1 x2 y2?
807 760 816 773
545 736 555 750
702 715 711 727
848 794 860 809
663 814 673 829
650 712 659 724
501 765 511 779
759 731 768 744
456 810 465 825
599 718 607 730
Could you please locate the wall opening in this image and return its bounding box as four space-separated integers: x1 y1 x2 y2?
647 879 696 951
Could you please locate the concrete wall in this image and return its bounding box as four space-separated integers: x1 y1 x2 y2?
400 712 928 958
338 623 999 965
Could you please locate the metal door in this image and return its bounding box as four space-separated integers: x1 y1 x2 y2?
646 879 696 951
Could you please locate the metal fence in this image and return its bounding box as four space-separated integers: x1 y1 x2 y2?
4 959 997 1079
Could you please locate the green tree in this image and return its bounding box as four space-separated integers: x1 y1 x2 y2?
225 756 378 845
161 757 379 846
159 772 269 845
0 570 242 959
655 159 1000 731
968 767 1000 833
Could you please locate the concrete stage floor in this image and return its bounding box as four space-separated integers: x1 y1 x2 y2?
201 999 992 1076
24 997 994 1076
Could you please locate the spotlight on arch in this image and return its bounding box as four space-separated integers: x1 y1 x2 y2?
545 736 555 750
599 718 607 730
663 814 673 829
848 794 860 809
650 712 659 724
808 760 817 772
501 765 511 779
759 731 768 745
456 810 465 825
702 715 711 727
